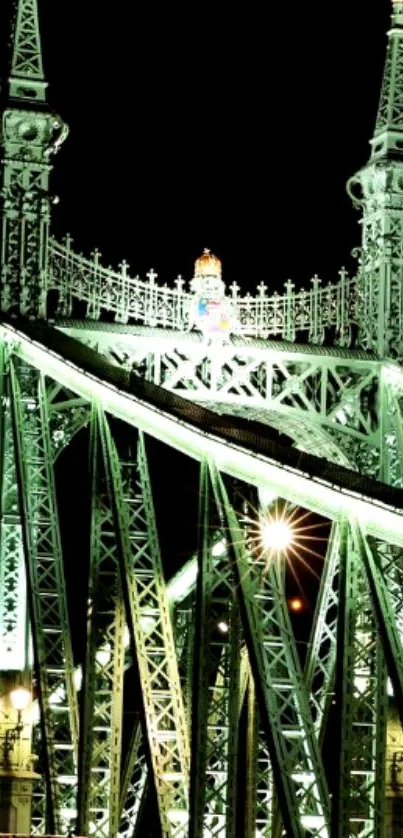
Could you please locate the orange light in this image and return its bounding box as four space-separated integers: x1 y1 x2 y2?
288 597 304 613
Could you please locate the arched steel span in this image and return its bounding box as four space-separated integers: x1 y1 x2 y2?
5 315 403 546
57 323 381 457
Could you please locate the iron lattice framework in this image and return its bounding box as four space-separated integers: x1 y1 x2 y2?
3 3 403 838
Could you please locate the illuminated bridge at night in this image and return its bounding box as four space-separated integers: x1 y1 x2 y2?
2 2 403 838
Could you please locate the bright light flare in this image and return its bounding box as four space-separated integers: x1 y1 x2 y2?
9 686 31 711
288 597 304 613
262 519 293 551
243 500 328 593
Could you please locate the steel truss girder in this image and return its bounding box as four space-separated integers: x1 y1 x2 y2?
331 521 386 838
305 523 340 738
61 329 380 444
47 383 90 459
118 721 148 838
244 675 274 838
0 345 28 671
189 461 241 838
380 373 403 488
7 321 403 545
77 410 125 838
8 356 78 833
375 8 403 137
10 0 45 84
119 594 197 838
213 464 330 838
97 412 189 838
358 529 403 734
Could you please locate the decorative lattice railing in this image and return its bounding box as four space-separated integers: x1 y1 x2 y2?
48 236 359 343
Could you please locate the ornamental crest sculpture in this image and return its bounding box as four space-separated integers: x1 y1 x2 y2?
189 249 236 341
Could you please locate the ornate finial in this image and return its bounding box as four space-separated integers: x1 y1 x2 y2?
194 248 222 280
9 0 47 103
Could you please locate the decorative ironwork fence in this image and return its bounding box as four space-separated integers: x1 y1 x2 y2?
48 236 359 343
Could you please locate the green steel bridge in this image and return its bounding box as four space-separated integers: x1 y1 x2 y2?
2 1 403 837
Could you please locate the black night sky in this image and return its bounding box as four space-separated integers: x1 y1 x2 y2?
37 1 389 290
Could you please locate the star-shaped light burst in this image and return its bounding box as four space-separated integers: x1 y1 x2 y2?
243 500 327 599
262 518 293 551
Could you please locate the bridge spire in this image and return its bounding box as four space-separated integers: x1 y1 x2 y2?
348 0 403 358
371 0 403 159
9 0 47 103
0 0 67 318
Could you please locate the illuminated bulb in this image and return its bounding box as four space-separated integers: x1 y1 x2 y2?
288 597 304 613
217 621 229 633
262 520 293 551
10 686 31 711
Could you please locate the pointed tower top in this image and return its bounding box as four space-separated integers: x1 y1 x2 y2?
370 0 403 158
9 0 47 104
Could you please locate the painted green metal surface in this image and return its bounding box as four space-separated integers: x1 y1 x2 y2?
77 409 125 838
3 1 403 837
189 461 240 838
9 359 78 833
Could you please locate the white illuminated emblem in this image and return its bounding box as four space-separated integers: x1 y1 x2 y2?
189 248 235 341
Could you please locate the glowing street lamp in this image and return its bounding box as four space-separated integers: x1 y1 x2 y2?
288 597 304 613
9 687 31 714
0 684 39 833
2 687 32 764
261 519 293 552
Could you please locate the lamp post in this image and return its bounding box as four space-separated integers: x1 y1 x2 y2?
0 676 40 834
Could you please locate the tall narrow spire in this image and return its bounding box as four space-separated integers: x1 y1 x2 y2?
0 0 67 318
9 0 47 103
371 0 403 159
347 1 403 357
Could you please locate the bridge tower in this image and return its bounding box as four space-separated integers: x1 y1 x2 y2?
3 2 403 838
0 0 67 318
0 2 77 834
351 0 403 358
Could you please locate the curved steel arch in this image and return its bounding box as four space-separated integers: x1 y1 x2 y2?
4 318 403 545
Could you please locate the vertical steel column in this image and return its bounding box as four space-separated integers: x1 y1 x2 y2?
98 413 189 837
214 465 330 838
189 460 241 838
9 358 78 833
304 523 340 738
244 676 274 838
331 521 386 838
119 722 148 838
0 346 29 671
78 409 125 838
